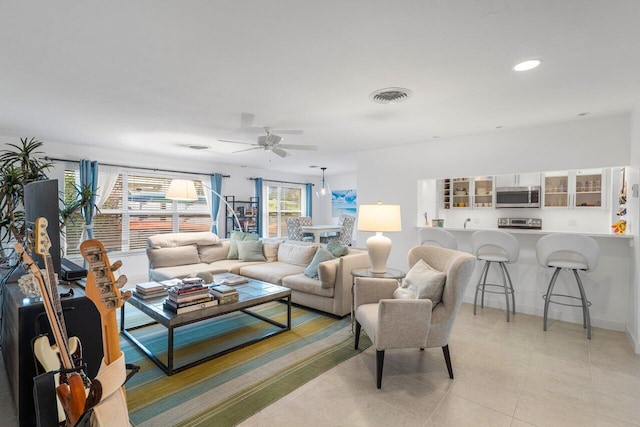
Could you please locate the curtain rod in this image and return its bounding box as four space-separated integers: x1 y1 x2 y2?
248 177 313 186
44 157 230 178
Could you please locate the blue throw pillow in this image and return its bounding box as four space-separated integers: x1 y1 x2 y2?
327 239 349 257
304 248 335 279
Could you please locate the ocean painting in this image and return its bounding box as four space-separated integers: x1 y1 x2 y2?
331 189 357 217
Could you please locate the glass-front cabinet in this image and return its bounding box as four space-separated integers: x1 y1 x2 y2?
544 169 604 209
450 178 471 208
473 176 494 208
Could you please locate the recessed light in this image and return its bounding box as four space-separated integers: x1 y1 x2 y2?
309 165 319 168
432 136 439 139
187 144 210 150
496 126 504 129
513 59 542 71
577 112 589 116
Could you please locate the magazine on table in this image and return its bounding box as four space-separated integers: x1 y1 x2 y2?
214 273 249 285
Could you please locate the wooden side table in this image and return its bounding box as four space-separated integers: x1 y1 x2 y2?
350 267 406 333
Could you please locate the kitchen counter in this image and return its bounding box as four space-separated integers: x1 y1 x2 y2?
438 226 633 239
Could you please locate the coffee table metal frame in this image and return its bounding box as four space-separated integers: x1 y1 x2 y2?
121 279 291 375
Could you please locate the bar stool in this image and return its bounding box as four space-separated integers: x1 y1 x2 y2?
418 227 457 250
535 234 600 339
471 230 520 322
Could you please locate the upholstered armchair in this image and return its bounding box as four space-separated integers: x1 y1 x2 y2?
354 245 476 388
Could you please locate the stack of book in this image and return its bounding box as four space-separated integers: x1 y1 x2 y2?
163 280 218 314
210 284 239 304
134 281 167 300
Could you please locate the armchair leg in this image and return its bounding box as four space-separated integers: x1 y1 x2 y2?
376 350 385 389
442 345 454 379
355 321 361 350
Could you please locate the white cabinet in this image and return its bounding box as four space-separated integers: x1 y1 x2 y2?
495 173 541 187
442 176 494 209
543 169 605 209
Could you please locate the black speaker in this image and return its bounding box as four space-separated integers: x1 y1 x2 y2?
61 258 88 281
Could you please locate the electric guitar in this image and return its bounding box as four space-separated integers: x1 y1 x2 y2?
80 238 132 424
14 219 88 426
31 217 85 424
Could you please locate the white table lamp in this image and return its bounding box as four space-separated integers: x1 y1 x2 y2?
357 202 402 273
166 179 243 233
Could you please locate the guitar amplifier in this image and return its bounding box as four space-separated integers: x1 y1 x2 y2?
61 258 88 281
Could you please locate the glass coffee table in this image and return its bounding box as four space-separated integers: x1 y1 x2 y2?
121 276 291 375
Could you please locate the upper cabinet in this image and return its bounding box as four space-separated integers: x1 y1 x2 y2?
442 176 493 209
495 172 541 188
543 169 605 209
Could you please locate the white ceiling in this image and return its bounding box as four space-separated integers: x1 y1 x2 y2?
2 1 640 176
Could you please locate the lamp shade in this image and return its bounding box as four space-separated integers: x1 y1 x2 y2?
166 179 198 201
357 203 402 232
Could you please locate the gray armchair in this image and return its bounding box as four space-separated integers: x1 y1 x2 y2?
354 245 476 388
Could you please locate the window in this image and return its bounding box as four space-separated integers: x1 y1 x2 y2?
265 183 307 238
63 170 211 255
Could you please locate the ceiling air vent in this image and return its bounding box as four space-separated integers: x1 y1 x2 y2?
369 87 413 104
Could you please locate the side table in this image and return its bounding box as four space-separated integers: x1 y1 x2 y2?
350 267 406 333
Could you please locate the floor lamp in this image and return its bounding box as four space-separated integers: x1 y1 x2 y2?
357 202 402 274
165 179 243 233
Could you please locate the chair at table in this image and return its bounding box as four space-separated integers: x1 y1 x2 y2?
354 245 476 388
335 215 355 246
418 227 457 250
286 217 313 241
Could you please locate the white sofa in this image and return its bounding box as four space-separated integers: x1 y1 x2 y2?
146 232 370 316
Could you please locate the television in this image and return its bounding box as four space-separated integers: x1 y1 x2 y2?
24 179 62 278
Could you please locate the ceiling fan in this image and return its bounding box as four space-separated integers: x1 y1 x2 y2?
219 113 318 158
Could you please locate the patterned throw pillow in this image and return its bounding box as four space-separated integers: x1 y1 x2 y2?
326 239 349 257
227 231 260 260
304 248 335 279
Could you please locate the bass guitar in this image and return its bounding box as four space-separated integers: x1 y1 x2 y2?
32 218 85 424
15 218 89 426
80 238 132 425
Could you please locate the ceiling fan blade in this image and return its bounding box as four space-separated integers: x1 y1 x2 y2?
233 147 263 153
272 129 304 135
271 147 290 158
278 144 318 151
219 139 256 146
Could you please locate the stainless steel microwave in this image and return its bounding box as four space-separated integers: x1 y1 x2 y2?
495 186 541 208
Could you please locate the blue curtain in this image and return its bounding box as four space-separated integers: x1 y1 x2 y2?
79 159 98 240
210 173 223 234
254 177 263 236
305 183 313 217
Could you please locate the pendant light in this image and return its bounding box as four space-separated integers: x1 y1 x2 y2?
316 167 331 198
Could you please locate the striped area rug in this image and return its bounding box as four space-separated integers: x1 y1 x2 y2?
121 302 371 426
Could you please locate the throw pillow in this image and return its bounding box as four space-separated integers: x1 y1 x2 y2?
237 240 267 262
304 248 335 279
227 231 260 260
326 239 349 257
392 287 417 299
262 242 280 262
277 243 318 266
401 259 446 305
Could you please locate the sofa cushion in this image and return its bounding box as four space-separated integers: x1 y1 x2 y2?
318 258 339 289
327 239 349 257
282 274 335 298
277 243 317 266
198 240 230 263
148 232 220 248
400 259 446 304
208 259 264 275
239 262 306 285
147 245 200 268
304 248 335 279
237 240 267 262
227 231 260 260
262 242 280 262
149 263 216 281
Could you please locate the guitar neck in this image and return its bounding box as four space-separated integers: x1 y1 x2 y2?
43 254 71 345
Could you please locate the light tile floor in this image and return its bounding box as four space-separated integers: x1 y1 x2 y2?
2 303 639 426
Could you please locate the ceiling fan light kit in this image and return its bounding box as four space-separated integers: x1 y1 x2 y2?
316 167 331 198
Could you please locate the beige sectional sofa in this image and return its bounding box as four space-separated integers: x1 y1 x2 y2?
146 232 370 316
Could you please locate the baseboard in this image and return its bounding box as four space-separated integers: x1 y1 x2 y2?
625 324 640 354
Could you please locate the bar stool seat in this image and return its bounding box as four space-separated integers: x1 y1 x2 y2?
418 227 457 250
536 233 600 339
471 230 520 322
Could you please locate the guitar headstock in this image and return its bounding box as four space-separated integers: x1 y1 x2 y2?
34 217 51 259
13 241 40 277
79 239 131 317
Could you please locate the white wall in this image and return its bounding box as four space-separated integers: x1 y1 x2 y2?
629 99 640 352
357 114 631 270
